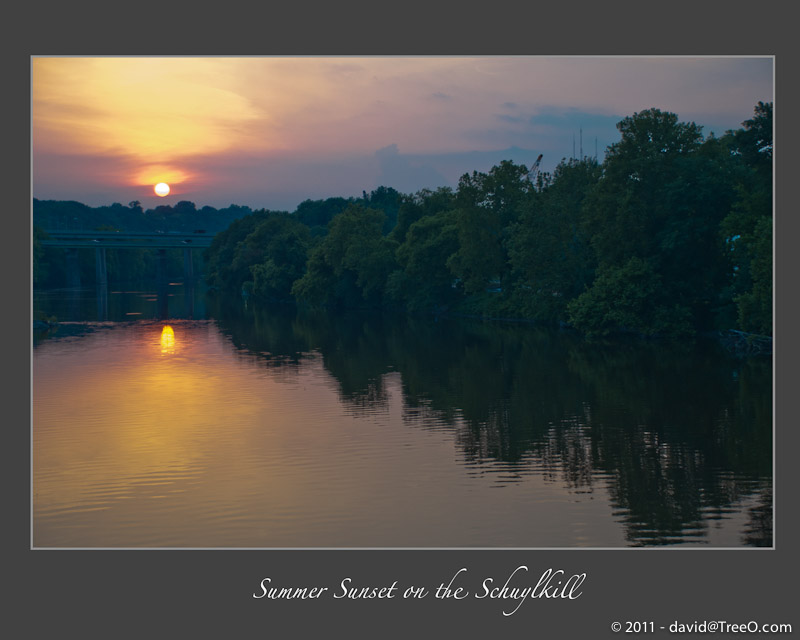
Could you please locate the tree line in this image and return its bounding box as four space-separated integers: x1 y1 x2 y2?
204 103 772 338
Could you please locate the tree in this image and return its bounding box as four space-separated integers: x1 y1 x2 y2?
204 210 272 290
731 215 771 334
576 108 735 335
292 204 397 308
731 101 772 171
567 257 693 338
390 187 455 245
447 160 534 294
388 209 461 312
583 108 705 265
719 102 773 335
247 214 312 301
294 197 352 235
507 157 600 322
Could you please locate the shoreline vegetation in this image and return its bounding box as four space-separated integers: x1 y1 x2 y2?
34 104 772 354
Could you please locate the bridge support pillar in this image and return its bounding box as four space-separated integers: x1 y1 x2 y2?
65 248 81 288
97 279 108 321
156 248 168 284
95 247 107 287
185 281 195 319
183 248 194 282
156 249 169 319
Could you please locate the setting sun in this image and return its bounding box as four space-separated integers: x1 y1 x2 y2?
154 182 170 197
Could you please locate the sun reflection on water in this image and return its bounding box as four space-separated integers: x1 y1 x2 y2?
160 325 175 354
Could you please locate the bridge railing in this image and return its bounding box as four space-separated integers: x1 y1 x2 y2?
41 230 215 249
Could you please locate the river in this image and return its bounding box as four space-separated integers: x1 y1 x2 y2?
32 283 772 547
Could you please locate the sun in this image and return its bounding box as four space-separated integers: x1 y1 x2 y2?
154 182 170 197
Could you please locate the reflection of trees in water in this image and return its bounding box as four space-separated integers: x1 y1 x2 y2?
210 299 772 546
209 294 396 405
560 345 771 545
540 418 597 490
391 320 771 545
206 294 309 373
742 485 772 547
298 312 393 408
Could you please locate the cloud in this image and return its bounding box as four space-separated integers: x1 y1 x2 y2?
374 144 448 194
495 113 525 124
33 58 263 160
528 108 623 129
375 143 401 158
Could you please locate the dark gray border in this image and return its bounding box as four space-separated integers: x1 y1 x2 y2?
9 2 796 636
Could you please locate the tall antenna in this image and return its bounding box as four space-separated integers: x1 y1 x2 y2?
580 127 583 159
595 137 598 161
572 133 575 160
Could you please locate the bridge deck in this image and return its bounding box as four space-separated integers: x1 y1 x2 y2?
41 231 215 249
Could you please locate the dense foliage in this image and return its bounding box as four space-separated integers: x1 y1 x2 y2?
36 104 773 338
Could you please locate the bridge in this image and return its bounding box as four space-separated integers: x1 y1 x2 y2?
41 230 215 249
41 230 216 288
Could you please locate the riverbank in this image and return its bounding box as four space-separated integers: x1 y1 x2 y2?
715 329 773 357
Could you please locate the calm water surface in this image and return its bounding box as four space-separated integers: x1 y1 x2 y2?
33 284 772 547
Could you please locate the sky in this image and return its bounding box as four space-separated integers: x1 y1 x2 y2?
32 57 774 212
